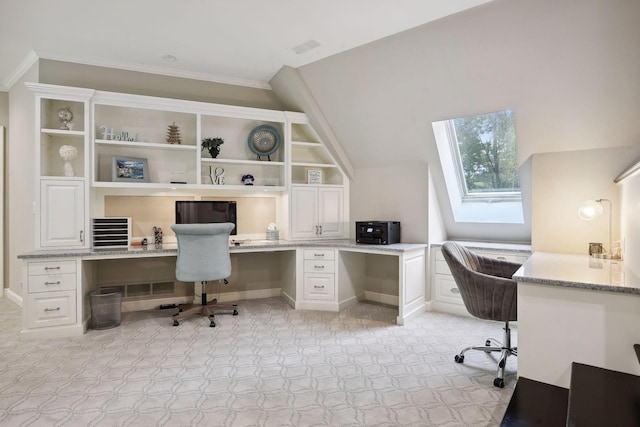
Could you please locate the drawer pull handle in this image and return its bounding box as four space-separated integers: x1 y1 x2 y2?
314 253 325 257
44 266 61 271
451 288 460 294
44 307 61 312
45 281 61 286
314 265 325 269
314 285 325 289
496 256 507 260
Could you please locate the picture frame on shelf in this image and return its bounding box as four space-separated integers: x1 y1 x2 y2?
307 169 322 184
112 156 149 183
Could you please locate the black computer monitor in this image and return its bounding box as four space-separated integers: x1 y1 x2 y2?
175 201 237 235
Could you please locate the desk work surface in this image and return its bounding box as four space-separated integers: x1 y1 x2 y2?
513 252 640 295
18 240 428 260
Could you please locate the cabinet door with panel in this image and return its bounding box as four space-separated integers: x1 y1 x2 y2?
290 186 345 239
40 179 86 248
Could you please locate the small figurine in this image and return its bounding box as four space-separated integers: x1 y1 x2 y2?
242 174 254 185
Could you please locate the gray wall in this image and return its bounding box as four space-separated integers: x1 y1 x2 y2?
39 60 284 110
297 0 640 243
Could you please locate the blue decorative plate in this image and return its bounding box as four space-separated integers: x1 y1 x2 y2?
248 125 281 160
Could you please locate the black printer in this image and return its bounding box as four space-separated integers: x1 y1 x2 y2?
355 221 401 245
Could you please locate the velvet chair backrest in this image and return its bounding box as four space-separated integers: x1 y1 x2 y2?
171 223 234 283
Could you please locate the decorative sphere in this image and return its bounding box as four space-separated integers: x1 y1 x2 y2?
57 107 73 130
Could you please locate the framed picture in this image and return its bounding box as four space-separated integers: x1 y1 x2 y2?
307 169 322 184
112 156 149 183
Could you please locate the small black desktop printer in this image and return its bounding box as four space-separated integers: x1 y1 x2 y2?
355 221 401 245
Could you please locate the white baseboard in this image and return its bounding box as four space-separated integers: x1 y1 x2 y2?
338 296 359 311
281 291 295 308
122 288 282 312
4 288 22 307
363 291 398 307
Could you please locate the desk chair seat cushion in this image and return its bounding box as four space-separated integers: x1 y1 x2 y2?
171 223 234 283
442 242 520 322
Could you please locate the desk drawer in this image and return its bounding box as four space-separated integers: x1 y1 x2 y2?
303 273 335 300
303 249 335 261
304 260 335 274
434 275 463 305
28 260 76 276
28 273 76 293
25 291 76 328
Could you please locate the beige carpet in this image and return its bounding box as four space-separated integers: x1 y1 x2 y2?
0 297 516 426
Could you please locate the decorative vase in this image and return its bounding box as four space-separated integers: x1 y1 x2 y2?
59 145 78 177
208 146 220 158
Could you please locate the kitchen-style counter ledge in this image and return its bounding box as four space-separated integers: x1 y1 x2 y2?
513 252 640 295
18 240 428 260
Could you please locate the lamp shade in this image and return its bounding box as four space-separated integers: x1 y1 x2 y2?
578 200 604 221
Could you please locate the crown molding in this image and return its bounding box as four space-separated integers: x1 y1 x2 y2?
1 50 39 91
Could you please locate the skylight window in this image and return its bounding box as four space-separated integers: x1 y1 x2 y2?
433 110 524 224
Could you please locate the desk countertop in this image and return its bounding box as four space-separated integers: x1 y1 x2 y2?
513 252 640 295
430 240 532 254
18 239 428 260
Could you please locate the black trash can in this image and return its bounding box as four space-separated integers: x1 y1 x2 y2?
90 288 122 330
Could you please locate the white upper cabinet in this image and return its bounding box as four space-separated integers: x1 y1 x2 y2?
27 83 93 249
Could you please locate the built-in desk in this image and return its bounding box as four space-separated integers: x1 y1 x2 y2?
19 240 427 338
514 252 640 388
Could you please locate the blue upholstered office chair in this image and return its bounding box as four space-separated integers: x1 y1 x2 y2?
170 223 238 327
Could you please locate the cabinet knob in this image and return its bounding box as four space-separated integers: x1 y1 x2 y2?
44 281 61 286
451 288 460 294
44 307 61 312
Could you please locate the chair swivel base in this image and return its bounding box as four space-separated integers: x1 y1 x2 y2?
453 321 517 388
172 300 238 327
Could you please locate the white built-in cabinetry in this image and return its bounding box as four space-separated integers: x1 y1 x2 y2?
24 82 349 336
290 186 345 239
430 243 531 316
23 258 82 336
40 180 85 247
301 249 336 302
29 84 92 250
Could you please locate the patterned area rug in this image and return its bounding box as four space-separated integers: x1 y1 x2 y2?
0 297 516 426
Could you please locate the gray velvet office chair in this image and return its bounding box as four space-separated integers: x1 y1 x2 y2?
171 223 238 327
441 241 521 388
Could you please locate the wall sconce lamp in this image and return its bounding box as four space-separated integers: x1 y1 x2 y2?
578 198 621 259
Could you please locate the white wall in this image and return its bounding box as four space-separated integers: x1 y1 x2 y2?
531 147 640 254
297 0 640 243
7 63 38 301
350 163 428 243
619 166 640 277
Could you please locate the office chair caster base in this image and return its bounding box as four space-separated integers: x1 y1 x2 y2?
173 320 179 326
233 310 238 315
454 354 464 363
210 321 216 327
493 377 505 388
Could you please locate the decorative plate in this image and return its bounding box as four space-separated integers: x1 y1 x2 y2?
248 125 281 159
